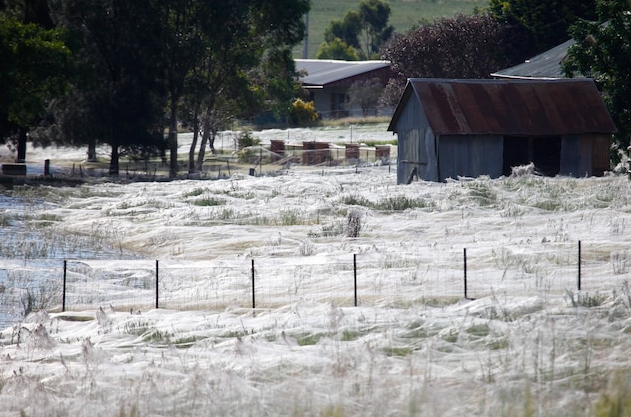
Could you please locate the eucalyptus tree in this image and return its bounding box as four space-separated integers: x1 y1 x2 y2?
182 0 310 174
50 0 166 175
0 15 71 162
157 0 211 177
319 0 393 60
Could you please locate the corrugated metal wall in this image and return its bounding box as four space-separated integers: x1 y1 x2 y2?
560 135 591 177
395 94 439 183
392 79 613 183
591 134 611 176
439 135 503 180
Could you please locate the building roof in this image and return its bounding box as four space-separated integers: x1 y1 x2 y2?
491 39 577 80
295 59 391 88
388 78 616 136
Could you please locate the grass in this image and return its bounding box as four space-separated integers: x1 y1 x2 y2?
299 0 488 59
340 194 430 210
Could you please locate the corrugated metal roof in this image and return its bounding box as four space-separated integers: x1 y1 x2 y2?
388 78 617 136
491 39 578 80
295 59 391 87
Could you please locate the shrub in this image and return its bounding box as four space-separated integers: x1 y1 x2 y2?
289 99 318 127
236 130 260 150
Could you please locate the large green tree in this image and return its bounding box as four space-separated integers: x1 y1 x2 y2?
489 0 598 57
563 0 631 160
319 0 393 60
316 37 359 60
50 0 167 175
157 0 210 178
0 16 70 161
182 0 309 174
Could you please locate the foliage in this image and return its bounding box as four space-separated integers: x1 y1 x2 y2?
178 0 310 176
289 99 318 127
378 77 406 112
236 130 260 150
488 0 597 56
0 16 71 159
303 0 488 59
324 10 361 51
357 0 395 59
382 13 518 79
347 78 382 117
594 372 631 417
49 0 166 175
563 0 631 162
316 37 359 61
3 0 309 177
319 0 394 60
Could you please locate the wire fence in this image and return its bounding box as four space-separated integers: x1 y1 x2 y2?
29 143 395 181
2 240 631 327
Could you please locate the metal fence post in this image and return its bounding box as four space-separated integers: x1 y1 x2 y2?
62 260 67 312
354 254 357 307
155 260 159 309
251 259 255 309
578 240 582 291
463 248 468 299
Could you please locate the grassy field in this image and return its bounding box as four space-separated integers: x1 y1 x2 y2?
297 0 489 58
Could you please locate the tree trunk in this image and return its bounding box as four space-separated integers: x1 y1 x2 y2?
168 97 178 178
109 142 119 176
188 101 201 174
16 127 27 163
208 128 216 154
196 120 211 172
188 121 199 174
87 139 97 162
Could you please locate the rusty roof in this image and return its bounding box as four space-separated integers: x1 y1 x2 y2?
388 78 617 136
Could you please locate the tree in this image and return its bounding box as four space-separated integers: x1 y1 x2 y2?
318 0 393 60
357 0 394 59
348 78 382 117
183 0 310 174
0 16 71 161
50 0 166 175
382 13 518 79
156 0 211 178
489 0 598 56
0 0 54 28
378 77 405 112
324 10 362 50
563 0 631 161
316 38 359 61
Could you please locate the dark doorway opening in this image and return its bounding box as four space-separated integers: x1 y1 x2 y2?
502 136 561 176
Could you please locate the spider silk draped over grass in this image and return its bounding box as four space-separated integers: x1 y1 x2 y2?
2 125 631 416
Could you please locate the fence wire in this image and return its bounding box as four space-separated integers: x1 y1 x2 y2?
1 241 631 328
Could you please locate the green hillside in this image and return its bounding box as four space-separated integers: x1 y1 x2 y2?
296 0 488 59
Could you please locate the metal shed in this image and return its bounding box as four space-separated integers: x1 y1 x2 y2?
388 78 617 184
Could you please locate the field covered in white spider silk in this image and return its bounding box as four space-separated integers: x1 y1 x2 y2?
2 124 631 416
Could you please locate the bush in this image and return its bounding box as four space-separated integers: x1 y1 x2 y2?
236 130 260 150
289 99 318 127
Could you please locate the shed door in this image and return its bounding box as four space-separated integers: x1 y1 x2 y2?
533 136 561 176
503 136 529 175
502 136 561 176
